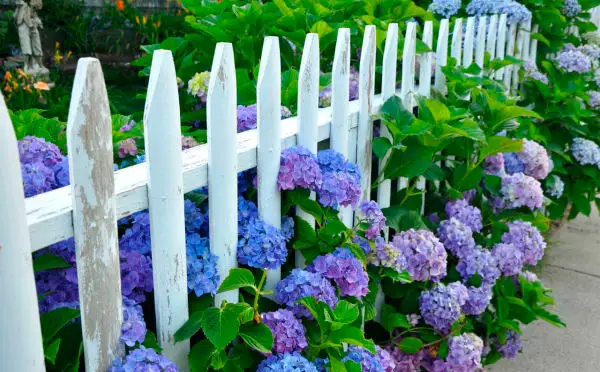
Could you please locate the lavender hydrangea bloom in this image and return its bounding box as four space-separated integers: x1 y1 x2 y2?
119 212 152 255
505 140 551 180
556 49 592 73
186 233 219 296
523 61 549 84
376 346 397 372
120 120 135 132
463 285 493 315
484 153 505 176
572 137 600 167
359 200 386 239
445 199 483 233
368 237 407 272
436 218 476 259
391 229 448 281
109 346 178 372
53 156 70 188
237 104 295 132
496 1 532 24
492 243 524 276
463 189 477 203
342 346 383 372
588 91 600 109
419 282 468 334
318 170 361 208
434 333 484 371
258 352 317 372
281 216 295 241
21 161 58 196
428 0 461 17
35 239 79 313
384 345 424 372
309 248 369 298
262 309 308 354
120 250 154 303
18 136 64 167
522 270 539 282
456 246 500 285
18 136 69 197
121 297 147 347
237 218 288 270
319 68 359 107
277 146 323 191
561 0 582 17
466 0 503 16
276 269 338 318
494 173 544 211
503 152 525 174
502 221 546 266
494 330 522 358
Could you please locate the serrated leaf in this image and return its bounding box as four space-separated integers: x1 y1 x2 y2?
480 136 523 159
201 307 240 349
218 268 256 294
333 301 360 324
239 322 274 353
329 325 376 353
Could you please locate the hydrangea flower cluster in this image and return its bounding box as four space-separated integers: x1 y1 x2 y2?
118 138 138 158
501 221 546 266
588 91 600 109
428 0 461 17
262 309 307 354
368 237 406 272
342 346 384 372
277 146 323 191
555 49 592 73
463 285 494 315
181 136 199 150
275 269 338 318
572 137 600 167
237 217 288 270
319 68 359 107
503 139 551 180
237 104 293 132
496 0 532 24
257 352 317 372
436 218 476 258
492 173 544 211
561 0 582 17
308 248 369 298
484 153 505 176
522 270 539 282
35 239 79 313
316 150 361 208
456 246 501 285
384 345 424 372
445 199 483 232
187 71 210 103
523 61 549 84
18 136 70 197
494 330 522 358
119 212 153 255
419 282 468 334
186 233 219 296
358 200 386 239
121 297 147 347
492 243 524 276
109 346 178 372
432 333 484 371
120 250 154 303
391 229 448 281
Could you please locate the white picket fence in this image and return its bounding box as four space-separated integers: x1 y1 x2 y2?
0 15 538 372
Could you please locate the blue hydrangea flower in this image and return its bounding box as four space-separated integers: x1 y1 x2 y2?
257 352 318 372
463 285 493 315
419 282 468 334
317 170 361 208
358 200 386 239
186 233 219 296
121 297 147 347
119 211 152 255
572 137 600 167
466 0 504 16
492 173 544 211
281 216 295 241
492 243 524 276
368 236 406 272
308 248 369 298
433 333 484 371
523 61 550 84
237 218 288 270
278 147 323 191
457 246 500 285
561 0 582 17
555 49 592 73
343 346 383 372
494 330 522 358
184 199 209 236
120 250 154 304
445 199 483 233
109 346 178 372
237 104 295 132
391 229 447 281
588 91 600 109
496 1 532 24
501 221 546 266
262 309 307 354
428 0 461 17
275 269 338 318
503 152 525 174
238 197 260 232
504 140 550 180
314 357 330 372
436 218 476 259
18 136 68 197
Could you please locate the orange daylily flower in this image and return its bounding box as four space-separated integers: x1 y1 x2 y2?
3 71 12 81
33 81 50 91
116 0 125 11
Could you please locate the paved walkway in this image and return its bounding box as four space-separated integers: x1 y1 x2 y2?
491 210 600 372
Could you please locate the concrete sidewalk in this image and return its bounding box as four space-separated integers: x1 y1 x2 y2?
491 211 600 372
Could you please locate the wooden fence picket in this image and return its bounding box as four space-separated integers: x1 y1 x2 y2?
463 17 476 67
257 37 283 292
419 21 434 98
529 24 539 62
296 33 320 268
486 14 498 61
496 14 508 80
503 23 518 89
451 18 463 66
434 19 450 94
512 23 526 91
0 93 46 372
144 50 189 369
398 22 417 192
522 19 532 64
67 58 123 372
208 43 239 305
475 16 487 68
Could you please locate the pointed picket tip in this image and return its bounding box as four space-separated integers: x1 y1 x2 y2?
333 28 351 76
209 43 236 96
145 50 179 126
258 36 281 91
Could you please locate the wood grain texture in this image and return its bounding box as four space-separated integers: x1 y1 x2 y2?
434 19 450 93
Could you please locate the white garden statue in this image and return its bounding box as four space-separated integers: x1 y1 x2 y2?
14 0 49 77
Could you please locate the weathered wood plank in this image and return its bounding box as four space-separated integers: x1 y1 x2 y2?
495 14 508 80
434 19 450 93
486 14 498 61
503 23 518 89
419 21 434 98
463 17 476 67
144 50 189 369
529 24 539 62
208 43 239 305
475 16 487 68
398 22 417 192
0 92 45 372
67 58 122 372
451 18 464 66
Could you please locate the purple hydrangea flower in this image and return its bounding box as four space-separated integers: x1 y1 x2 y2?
484 153 506 176
503 152 525 174
119 212 152 255
319 68 359 107
120 120 135 132
281 216 295 241
317 171 361 208
457 246 500 285
309 248 369 298
588 91 600 109
257 351 317 372
556 49 592 73
523 61 549 84
277 146 323 191
376 346 397 372
462 189 477 203
35 239 79 313
186 233 219 296
428 0 461 17
433 333 484 371
275 269 338 318
118 138 138 158
436 218 476 259
262 309 308 354
492 243 524 276
18 136 64 167
120 250 154 304
561 0 582 17
572 137 600 167
53 156 70 188
494 330 522 358
502 221 546 266
493 173 544 211
445 199 483 233
109 346 178 372
18 136 68 197
359 200 387 239
419 282 468 334
391 229 448 281
496 1 532 24
521 270 539 282
21 161 58 197
384 345 423 372
504 140 550 180
368 237 406 272
237 104 294 132
343 346 383 372
463 285 493 315
237 218 288 270
121 297 147 347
